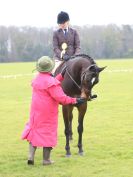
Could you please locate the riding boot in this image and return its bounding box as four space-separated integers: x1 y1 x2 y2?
27 143 37 165
42 147 54 165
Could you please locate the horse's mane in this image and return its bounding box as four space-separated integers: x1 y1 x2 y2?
70 54 96 64
55 54 96 74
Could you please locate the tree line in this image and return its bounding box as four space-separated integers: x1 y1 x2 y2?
0 24 133 62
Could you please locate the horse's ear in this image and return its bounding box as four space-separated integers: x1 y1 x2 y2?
97 66 107 73
89 65 97 72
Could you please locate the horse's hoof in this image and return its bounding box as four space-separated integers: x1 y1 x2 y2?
66 154 71 158
78 152 84 156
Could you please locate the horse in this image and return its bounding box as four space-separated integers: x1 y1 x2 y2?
55 54 105 157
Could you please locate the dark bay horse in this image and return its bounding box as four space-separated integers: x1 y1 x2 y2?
55 54 105 156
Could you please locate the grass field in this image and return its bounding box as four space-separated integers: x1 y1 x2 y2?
0 59 133 177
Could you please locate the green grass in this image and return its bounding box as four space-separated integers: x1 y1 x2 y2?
0 59 133 177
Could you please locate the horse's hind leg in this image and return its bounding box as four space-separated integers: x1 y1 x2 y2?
77 103 87 155
62 105 73 157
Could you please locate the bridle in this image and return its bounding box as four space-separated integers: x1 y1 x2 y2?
64 63 97 91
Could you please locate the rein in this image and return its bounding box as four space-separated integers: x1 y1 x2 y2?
66 68 81 90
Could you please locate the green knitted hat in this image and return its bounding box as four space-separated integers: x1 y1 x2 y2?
36 56 55 72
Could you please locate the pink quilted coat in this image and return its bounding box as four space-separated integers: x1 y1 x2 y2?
21 73 76 147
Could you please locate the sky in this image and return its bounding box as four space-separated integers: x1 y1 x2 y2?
0 0 132 27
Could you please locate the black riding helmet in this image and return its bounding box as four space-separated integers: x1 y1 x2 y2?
57 11 70 24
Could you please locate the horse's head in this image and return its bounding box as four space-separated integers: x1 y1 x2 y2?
54 54 106 100
81 64 106 100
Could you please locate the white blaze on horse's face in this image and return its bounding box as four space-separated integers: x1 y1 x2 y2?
84 72 99 88
91 77 96 85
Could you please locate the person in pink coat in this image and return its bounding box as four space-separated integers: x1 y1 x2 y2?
21 56 85 166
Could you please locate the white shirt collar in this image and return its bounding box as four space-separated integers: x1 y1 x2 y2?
63 28 68 33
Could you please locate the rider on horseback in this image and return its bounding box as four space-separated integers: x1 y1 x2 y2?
53 11 81 62
53 12 98 100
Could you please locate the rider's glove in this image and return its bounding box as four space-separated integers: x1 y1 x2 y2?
62 54 70 61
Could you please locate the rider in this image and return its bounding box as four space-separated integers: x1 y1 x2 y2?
53 11 81 63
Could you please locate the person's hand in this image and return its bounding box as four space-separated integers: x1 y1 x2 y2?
76 97 86 105
62 54 70 61
60 66 67 77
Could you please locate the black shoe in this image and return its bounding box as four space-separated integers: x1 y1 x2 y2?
27 160 34 165
90 94 97 99
88 94 97 101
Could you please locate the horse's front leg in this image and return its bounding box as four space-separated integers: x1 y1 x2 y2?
62 105 72 157
77 103 87 155
68 106 74 141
